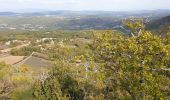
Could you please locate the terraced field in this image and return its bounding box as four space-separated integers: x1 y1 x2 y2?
14 56 54 68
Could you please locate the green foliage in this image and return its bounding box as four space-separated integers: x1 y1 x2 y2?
92 29 170 99
11 46 41 56
123 19 145 36
33 61 81 100
33 26 170 99
0 63 35 100
0 62 13 99
10 87 34 100
33 57 106 100
1 21 170 99
0 62 11 79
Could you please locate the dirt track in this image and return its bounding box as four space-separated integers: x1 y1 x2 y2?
0 43 30 53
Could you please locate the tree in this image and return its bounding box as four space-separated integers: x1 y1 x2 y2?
123 19 145 37
33 61 84 100
91 29 170 99
33 23 170 99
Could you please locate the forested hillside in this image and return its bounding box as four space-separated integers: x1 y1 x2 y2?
0 0 170 99
32 22 170 99
146 15 170 36
0 12 170 100
1 21 169 100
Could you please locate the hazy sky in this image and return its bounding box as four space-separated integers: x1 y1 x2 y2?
0 0 170 11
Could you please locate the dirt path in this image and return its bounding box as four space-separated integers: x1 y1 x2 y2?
0 43 30 53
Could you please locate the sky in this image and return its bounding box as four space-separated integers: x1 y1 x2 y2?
0 0 170 12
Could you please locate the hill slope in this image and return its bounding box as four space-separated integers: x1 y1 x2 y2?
146 15 170 36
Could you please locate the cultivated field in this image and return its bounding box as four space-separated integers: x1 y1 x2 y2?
0 55 24 65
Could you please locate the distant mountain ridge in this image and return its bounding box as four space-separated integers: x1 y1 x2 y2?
0 10 169 31
147 15 170 29
0 10 170 17
146 15 170 36
0 12 19 16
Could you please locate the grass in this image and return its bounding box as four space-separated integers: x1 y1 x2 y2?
10 87 34 100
